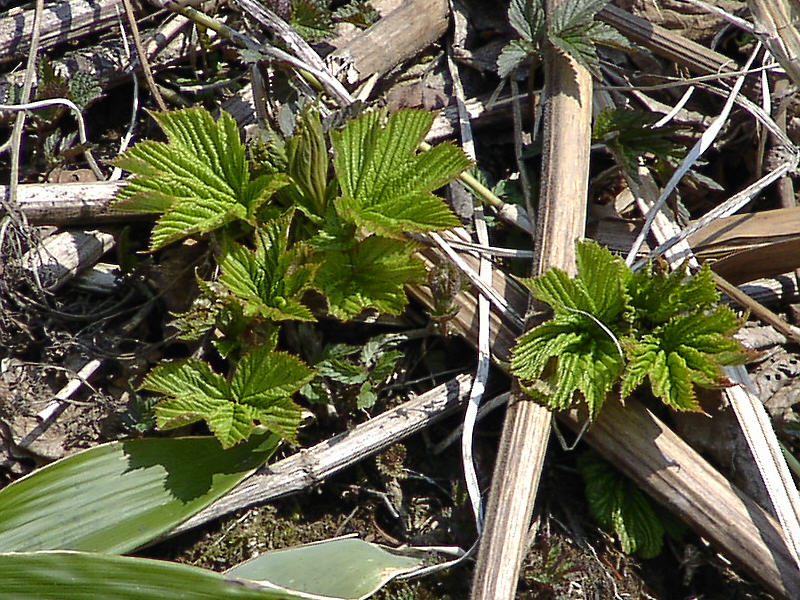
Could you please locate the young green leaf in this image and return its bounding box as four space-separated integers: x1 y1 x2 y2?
547 0 629 78
621 307 753 410
496 0 543 77
628 261 718 327
509 0 545 43
218 212 316 322
113 108 288 251
330 109 470 236
593 108 682 177
142 346 314 448
286 107 331 219
511 241 630 416
578 451 674 558
290 0 334 41
314 235 426 319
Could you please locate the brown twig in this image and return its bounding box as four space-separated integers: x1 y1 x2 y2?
121 0 168 111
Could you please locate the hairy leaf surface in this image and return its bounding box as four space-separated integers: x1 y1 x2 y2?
578 451 671 558
143 346 313 447
315 236 426 319
218 213 316 322
547 0 628 78
330 109 470 236
113 108 287 250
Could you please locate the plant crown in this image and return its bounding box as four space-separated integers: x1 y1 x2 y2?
112 106 470 447
511 240 756 418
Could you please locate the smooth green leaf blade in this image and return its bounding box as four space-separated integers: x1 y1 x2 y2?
0 433 279 554
227 538 422 600
0 551 298 600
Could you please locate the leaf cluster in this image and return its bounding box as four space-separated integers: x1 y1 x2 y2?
511 240 755 417
112 106 469 446
498 0 632 79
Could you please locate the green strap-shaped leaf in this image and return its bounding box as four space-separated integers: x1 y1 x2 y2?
0 432 279 554
226 537 422 599
1 538 422 600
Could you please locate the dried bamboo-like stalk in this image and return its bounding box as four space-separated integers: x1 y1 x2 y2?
0 0 124 65
747 0 800 89
469 9 593 598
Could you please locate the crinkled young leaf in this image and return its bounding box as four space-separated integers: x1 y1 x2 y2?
512 241 630 417
628 261 718 326
578 451 669 558
512 315 625 417
521 239 631 324
144 346 313 448
547 0 625 78
315 235 426 319
286 107 330 218
509 0 545 43
112 108 288 251
622 307 751 410
330 109 470 236
218 213 316 322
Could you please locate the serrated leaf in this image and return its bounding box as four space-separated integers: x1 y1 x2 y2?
512 315 624 417
290 0 333 41
628 262 718 326
578 451 667 558
497 39 537 78
218 213 316 322
112 108 288 251
512 242 631 417
315 235 426 319
593 107 682 177
548 21 602 77
145 346 313 448
547 0 621 79
508 0 545 43
520 240 630 324
330 109 470 236
332 0 379 27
